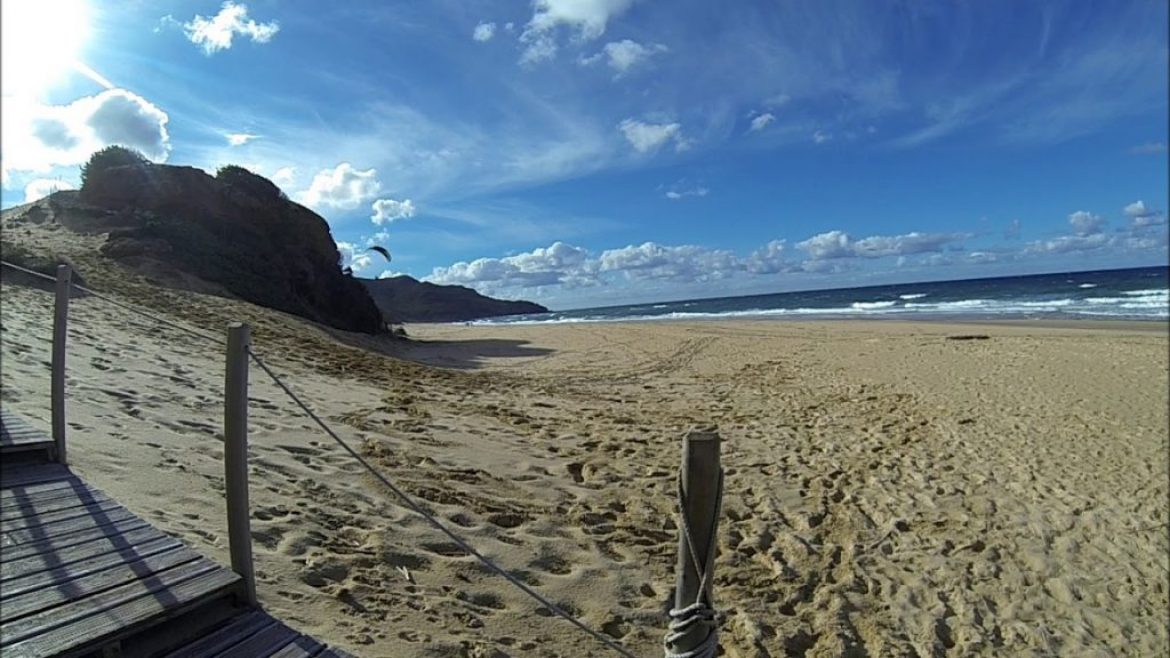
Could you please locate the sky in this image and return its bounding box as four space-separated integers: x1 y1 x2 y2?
1 0 1167 310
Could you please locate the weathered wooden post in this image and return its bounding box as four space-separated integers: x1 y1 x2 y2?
224 322 258 606
665 429 723 658
51 264 71 464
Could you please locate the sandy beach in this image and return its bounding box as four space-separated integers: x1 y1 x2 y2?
1 271 1167 656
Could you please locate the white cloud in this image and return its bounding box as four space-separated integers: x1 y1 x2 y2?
227 132 257 146
1004 218 1022 239
377 270 407 280
618 119 686 153
664 189 707 200
428 239 746 292
510 241 591 270
1 89 170 179
797 230 853 259
800 259 855 274
431 257 556 288
367 229 391 245
428 242 594 291
598 242 740 282
1124 200 1156 218
1131 215 1167 229
1067 210 1105 236
23 178 76 203
526 0 633 41
744 240 793 274
519 33 558 65
1024 233 1111 255
297 163 381 211
272 166 295 187
371 198 416 224
663 184 708 200
1119 232 1170 251
183 2 279 55
519 0 635 64
798 230 966 259
473 22 496 42
749 113 775 132
337 241 374 273
584 40 668 75
813 130 832 144
1124 201 1166 228
852 232 966 258
966 251 1000 264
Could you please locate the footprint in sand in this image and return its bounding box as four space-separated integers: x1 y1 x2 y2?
530 549 573 576
457 591 507 612
397 630 431 643
566 461 585 483
602 617 632 640
422 541 468 558
487 512 526 529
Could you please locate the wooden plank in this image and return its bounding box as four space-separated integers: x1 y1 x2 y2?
2 522 170 575
267 637 327 658
0 411 347 658
1 517 152 562
3 531 178 587
0 485 108 514
0 415 52 450
0 559 239 657
0 426 50 440
0 436 52 452
3 507 142 548
213 617 300 657
0 479 77 504
1 545 202 622
0 487 113 520
0 476 107 506
0 442 54 455
159 610 278 658
0 464 71 489
1 497 125 534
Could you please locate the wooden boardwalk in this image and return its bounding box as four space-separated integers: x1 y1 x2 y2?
0 412 354 658
0 411 55 461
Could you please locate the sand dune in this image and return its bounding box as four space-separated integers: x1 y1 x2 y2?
2 263 1167 657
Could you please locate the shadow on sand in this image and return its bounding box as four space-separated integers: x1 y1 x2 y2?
390 338 554 370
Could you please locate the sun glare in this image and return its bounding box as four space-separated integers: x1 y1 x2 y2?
1 0 91 96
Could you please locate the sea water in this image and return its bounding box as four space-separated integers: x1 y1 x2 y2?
471 266 1169 325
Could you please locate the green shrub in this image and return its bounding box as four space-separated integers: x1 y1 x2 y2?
80 146 148 189
217 164 288 201
0 241 87 292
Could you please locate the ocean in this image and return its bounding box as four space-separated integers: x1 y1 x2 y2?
472 266 1169 325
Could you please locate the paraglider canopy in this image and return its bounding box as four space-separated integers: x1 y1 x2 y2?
368 246 391 262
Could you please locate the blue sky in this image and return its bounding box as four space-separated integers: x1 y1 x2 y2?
2 0 1167 309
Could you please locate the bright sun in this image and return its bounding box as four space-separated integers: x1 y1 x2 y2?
1 0 91 96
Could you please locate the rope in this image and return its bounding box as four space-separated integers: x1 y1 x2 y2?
247 348 639 658
664 472 723 658
0 260 223 345
2 257 638 657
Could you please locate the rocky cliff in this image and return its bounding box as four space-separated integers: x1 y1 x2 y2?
5 157 548 330
71 161 385 333
361 276 548 323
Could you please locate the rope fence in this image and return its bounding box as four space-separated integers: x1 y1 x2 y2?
1 258 645 658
